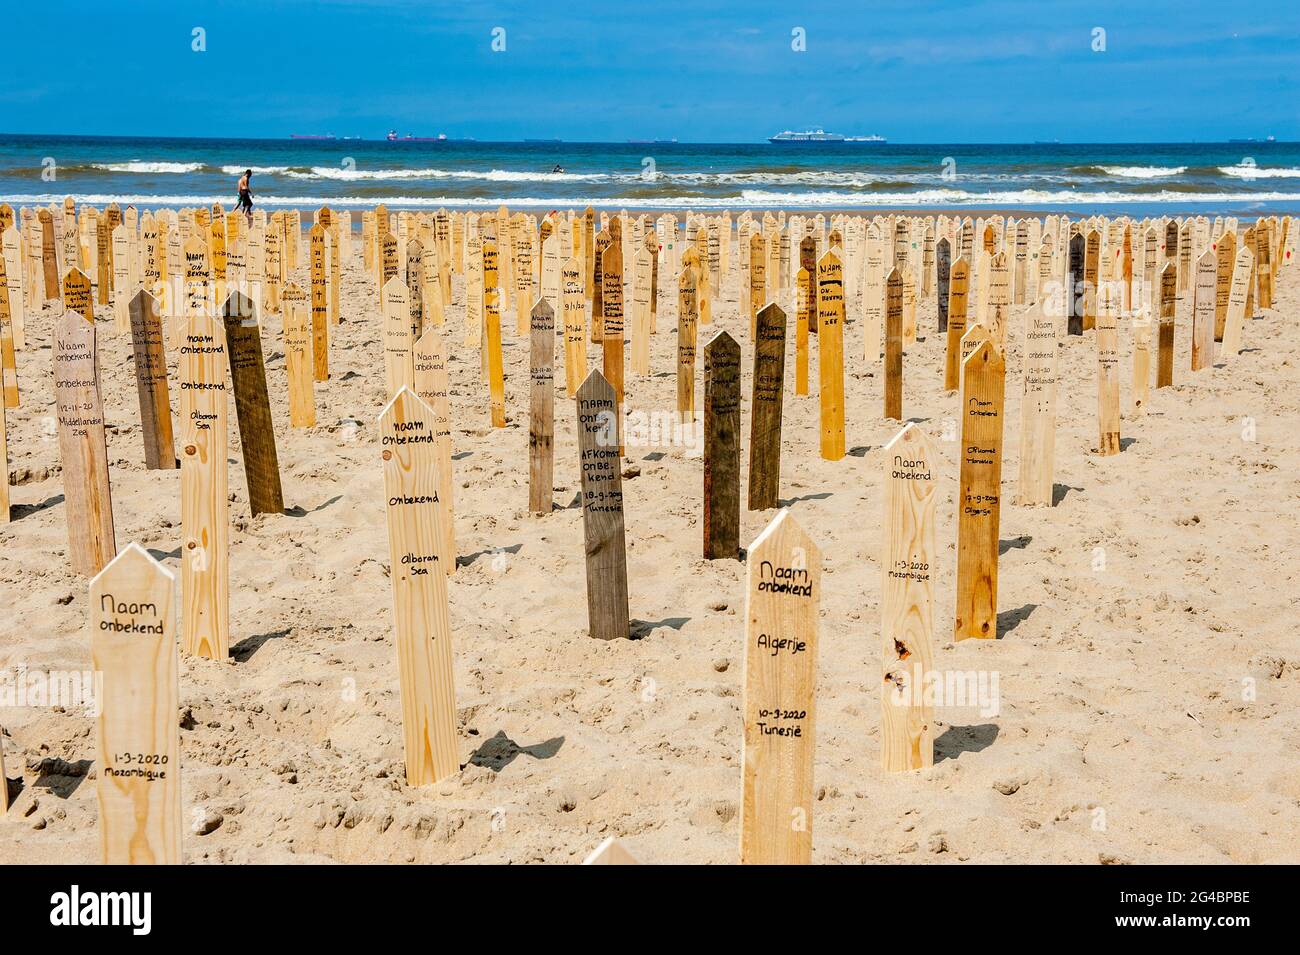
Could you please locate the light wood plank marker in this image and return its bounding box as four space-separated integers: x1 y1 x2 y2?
484 241 506 427
880 424 937 772
1017 301 1058 504
944 257 970 392
127 290 176 469
816 251 845 460
576 370 629 640
740 509 821 865
64 267 95 323
677 251 699 424
1220 247 1253 358
310 224 329 382
704 330 741 560
90 543 182 864
54 310 116 575
795 267 810 396
1191 248 1216 372
280 282 315 428
884 267 903 421
954 341 1005 641
382 276 413 398
749 303 787 511
179 313 230 660
1095 276 1121 455
1214 230 1236 341
631 246 652 376
0 384 8 524
601 241 625 450
0 254 19 408
800 235 818 334
529 298 555 515
1157 262 1176 388
1083 228 1101 331
378 387 459 785
414 328 456 572
561 256 586 397
223 291 284 516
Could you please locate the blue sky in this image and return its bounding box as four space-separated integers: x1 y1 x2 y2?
2 1 1296 142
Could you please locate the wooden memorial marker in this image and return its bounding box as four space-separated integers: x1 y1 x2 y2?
1017 302 1058 504
413 328 456 572
2 226 25 350
90 544 182 864
795 267 810 395
223 292 284 516
529 298 555 515
1083 228 1101 331
280 283 315 427
631 247 652 376
1095 276 1121 455
816 251 845 460
1215 230 1236 341
127 290 176 469
748 303 787 511
590 229 610 344
54 311 116 575
703 330 741 560
383 276 413 397
378 388 459 785
880 424 937 772
310 225 329 381
1067 232 1084 335
944 257 970 391
748 232 767 337
1157 262 1176 388
677 251 699 424
40 210 60 301
179 314 230 660
483 240 506 427
64 267 94 323
1191 248 1216 372
561 256 586 396
739 509 820 865
0 257 18 409
576 370 629 640
884 268 903 420
799 235 818 333
601 242 625 448
936 236 951 332
1220 247 1253 358
954 341 1005 641
987 251 1010 349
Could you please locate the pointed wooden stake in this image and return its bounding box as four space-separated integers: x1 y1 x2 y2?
54 310 116 575
561 256 586 397
223 291 284 516
1096 278 1121 456
1220 246 1253 358
64 267 94 322
1191 248 1216 371
748 303 787 511
740 509 820 865
677 251 699 424
881 424 937 772
795 267 810 395
704 330 741 560
280 282 315 428
91 544 182 864
944 257 970 391
816 251 845 460
128 290 176 469
382 276 413 398
1157 262 1176 388
884 267 903 420
378 388 459 785
413 328 456 573
529 298 555 515
577 371 630 639
484 241 506 427
1017 302 1058 504
179 314 230 660
601 241 625 450
954 341 1005 641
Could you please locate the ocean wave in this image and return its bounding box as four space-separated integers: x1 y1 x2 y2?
1219 164 1300 179
220 164 296 175
5 189 1298 210
1096 165 1187 178
250 166 607 183
92 161 205 174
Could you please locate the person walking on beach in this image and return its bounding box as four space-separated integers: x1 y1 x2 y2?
235 168 254 223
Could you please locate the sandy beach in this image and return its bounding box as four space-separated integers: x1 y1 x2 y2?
2 212 1298 865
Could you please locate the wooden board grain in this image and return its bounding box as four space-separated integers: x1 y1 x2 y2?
748 303 787 511
884 268 903 420
795 267 810 396
378 388 459 785
936 236 951 332
1067 232 1084 336
880 424 937 772
1157 262 1176 388
90 544 182 864
223 291 284 516
413 328 456 572
943 257 970 392
53 311 116 575
483 241 506 427
1017 302 1058 504
1095 275 1121 455
677 251 699 424
576 370 629 640
179 314 229 660
310 224 329 381
954 341 1005 641
601 241 625 450
1220 246 1253 358
703 330 741 560
739 509 820 865
382 276 413 398
1191 248 1216 372
561 256 586 397
529 298 555 515
127 290 176 470
280 282 315 427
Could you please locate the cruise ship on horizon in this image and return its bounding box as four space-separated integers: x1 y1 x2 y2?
769 127 887 143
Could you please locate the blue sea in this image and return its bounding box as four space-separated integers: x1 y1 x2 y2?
2 134 1299 217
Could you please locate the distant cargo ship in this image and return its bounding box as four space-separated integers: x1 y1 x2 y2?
769 128 886 143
